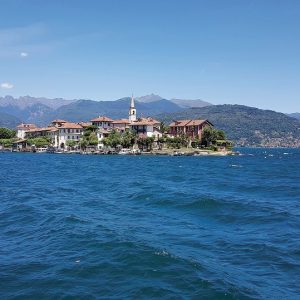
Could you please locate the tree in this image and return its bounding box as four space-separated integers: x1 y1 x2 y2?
88 132 99 146
0 138 15 147
0 128 16 139
201 127 226 146
66 140 78 149
79 138 88 150
160 122 170 135
102 130 122 148
121 131 135 148
27 137 51 147
137 136 154 151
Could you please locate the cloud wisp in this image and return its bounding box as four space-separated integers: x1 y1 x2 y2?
0 82 14 89
20 52 29 57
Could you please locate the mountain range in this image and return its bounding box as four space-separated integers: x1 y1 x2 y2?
288 113 300 120
0 95 299 147
158 105 300 147
0 94 211 127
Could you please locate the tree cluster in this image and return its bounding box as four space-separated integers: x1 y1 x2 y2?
103 130 136 149
27 137 51 147
79 125 99 149
0 128 17 147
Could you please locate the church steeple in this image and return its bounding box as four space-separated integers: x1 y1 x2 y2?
129 94 137 122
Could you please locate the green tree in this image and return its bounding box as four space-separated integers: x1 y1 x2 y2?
0 128 16 139
102 130 122 148
121 131 135 148
27 137 51 147
201 127 226 146
88 132 99 146
137 136 154 151
66 140 78 149
0 138 16 147
79 138 88 150
160 122 170 135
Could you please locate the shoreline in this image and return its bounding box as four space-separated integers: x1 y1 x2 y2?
1 148 239 156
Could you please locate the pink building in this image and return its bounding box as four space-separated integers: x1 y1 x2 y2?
169 119 213 140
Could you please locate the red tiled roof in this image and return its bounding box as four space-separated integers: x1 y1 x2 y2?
129 117 160 126
78 122 92 127
169 120 192 127
112 119 130 124
51 119 67 123
17 123 37 129
169 119 211 127
26 126 58 133
58 122 83 129
91 116 113 122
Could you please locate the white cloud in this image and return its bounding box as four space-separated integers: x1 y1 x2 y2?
20 52 28 57
0 82 14 89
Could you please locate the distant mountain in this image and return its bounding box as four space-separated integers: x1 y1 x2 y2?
288 113 300 120
170 98 212 108
135 94 164 103
136 94 213 108
157 105 300 147
45 98 182 123
0 95 74 110
0 112 21 129
0 95 75 126
0 95 184 126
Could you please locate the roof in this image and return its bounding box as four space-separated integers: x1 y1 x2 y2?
78 122 92 127
17 123 37 129
58 122 83 129
51 119 67 123
91 116 114 122
112 119 130 124
26 126 58 133
169 119 213 127
129 117 160 126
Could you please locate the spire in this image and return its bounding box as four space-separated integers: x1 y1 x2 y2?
129 93 137 122
130 93 135 108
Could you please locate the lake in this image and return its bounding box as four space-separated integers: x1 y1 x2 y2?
0 148 299 299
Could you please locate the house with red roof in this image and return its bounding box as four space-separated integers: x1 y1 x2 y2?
169 119 213 140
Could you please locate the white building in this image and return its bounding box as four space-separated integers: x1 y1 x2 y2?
16 123 37 139
52 121 83 149
17 120 84 149
91 116 113 129
129 117 162 139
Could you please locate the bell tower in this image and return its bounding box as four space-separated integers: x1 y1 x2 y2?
129 94 137 122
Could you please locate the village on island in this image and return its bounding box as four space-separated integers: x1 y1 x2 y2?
1 96 234 156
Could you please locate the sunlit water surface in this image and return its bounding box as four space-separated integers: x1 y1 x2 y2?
0 148 300 299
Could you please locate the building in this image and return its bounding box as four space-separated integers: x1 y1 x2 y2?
112 119 130 133
51 121 83 149
169 119 213 140
16 123 37 139
129 117 162 139
91 116 113 129
16 120 84 150
128 95 162 139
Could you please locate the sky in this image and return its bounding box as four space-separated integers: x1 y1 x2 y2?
0 0 299 113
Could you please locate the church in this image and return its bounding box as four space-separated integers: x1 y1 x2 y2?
90 95 162 149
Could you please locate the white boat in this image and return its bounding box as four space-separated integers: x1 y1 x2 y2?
118 148 131 155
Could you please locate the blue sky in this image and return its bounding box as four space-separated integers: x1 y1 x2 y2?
0 0 299 113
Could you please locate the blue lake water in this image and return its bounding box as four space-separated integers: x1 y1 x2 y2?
0 148 300 299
